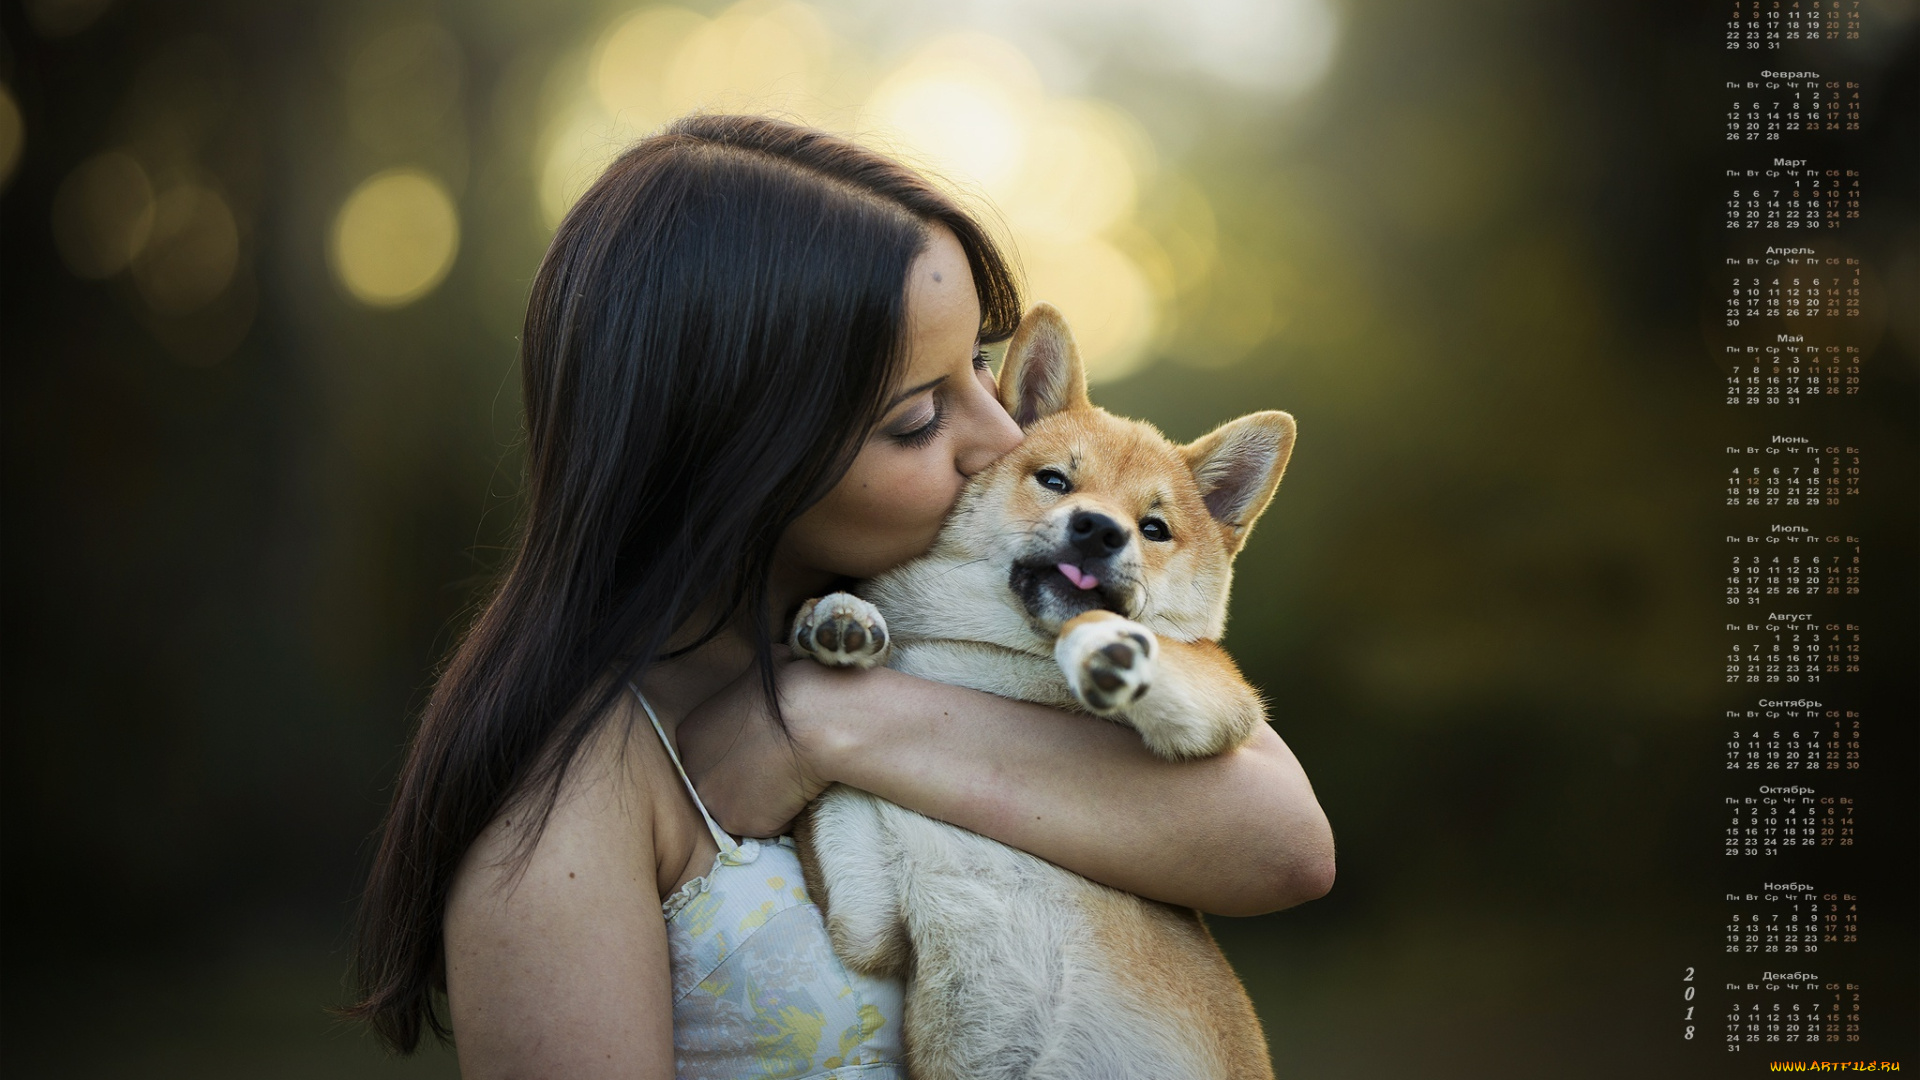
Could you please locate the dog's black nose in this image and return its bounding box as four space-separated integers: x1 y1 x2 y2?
1068 511 1129 557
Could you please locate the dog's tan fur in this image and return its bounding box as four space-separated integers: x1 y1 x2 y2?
791 304 1295 1079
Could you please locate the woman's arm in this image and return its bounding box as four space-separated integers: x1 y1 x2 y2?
443 725 677 1078
677 657 1335 918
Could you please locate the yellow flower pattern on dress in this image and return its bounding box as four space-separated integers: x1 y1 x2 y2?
664 836 907 1079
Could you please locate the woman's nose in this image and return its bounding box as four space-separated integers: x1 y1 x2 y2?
957 388 1024 477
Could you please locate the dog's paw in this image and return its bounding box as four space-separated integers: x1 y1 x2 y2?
791 592 891 669
1056 611 1157 716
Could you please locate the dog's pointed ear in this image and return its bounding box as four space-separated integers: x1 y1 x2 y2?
997 303 1090 428
1182 411 1296 554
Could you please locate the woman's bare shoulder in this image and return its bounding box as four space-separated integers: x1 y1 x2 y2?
442 696 677 1076
449 700 660 906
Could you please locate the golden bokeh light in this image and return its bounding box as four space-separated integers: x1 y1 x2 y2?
1022 237 1158 383
546 1 841 229
539 3 1202 381
859 41 1168 381
1144 175 1220 298
132 185 240 314
863 34 1044 197
538 7 703 230
51 151 156 279
662 1 834 120
538 101 642 232
1000 99 1151 244
329 168 461 308
860 33 1182 381
593 6 710 127
0 84 21 188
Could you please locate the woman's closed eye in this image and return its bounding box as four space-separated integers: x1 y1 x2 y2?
889 398 948 448
886 344 989 449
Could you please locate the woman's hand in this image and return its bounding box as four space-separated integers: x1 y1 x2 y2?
674 651 843 838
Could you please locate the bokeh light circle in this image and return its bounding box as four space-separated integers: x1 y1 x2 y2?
1004 99 1150 244
132 185 240 314
1023 237 1158 383
329 168 461 308
864 34 1045 197
663 2 831 119
594 6 710 127
537 3 1257 382
51 151 156 279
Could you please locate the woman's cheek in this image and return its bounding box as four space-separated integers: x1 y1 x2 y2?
923 451 968 521
883 453 961 548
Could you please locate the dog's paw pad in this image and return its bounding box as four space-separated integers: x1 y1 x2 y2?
792 592 890 669
1058 617 1157 715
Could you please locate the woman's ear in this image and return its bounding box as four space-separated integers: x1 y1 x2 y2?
1182 411 1297 555
997 303 1090 428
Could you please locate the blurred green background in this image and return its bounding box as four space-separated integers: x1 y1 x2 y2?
3 0 1915 1075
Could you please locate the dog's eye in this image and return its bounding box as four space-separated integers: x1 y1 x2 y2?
1140 517 1172 542
1035 468 1072 494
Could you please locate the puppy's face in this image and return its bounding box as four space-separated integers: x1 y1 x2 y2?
970 411 1222 630
934 305 1297 641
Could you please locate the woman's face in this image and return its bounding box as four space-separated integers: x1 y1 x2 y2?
777 224 1025 585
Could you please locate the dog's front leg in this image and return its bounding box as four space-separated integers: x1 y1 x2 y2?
1121 636 1267 758
797 786 913 978
1057 612 1265 759
788 597 912 975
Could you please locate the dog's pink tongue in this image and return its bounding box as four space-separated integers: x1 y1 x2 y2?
1056 562 1100 590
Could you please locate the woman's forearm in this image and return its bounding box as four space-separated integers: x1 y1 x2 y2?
793 664 1336 917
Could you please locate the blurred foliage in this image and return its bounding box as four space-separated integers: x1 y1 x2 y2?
2 0 1915 1075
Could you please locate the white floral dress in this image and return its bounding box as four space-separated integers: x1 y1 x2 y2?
638 689 908 1079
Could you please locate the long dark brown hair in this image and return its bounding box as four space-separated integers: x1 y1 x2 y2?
346 114 1021 1052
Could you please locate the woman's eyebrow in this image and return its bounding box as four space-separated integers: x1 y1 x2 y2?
885 375 947 412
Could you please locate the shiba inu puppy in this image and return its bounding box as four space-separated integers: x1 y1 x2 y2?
790 303 1294 1080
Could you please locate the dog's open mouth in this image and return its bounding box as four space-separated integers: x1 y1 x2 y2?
1008 560 1130 624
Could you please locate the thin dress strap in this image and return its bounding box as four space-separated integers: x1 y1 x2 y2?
630 684 739 856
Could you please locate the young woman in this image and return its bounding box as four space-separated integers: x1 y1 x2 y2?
348 114 1334 1079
